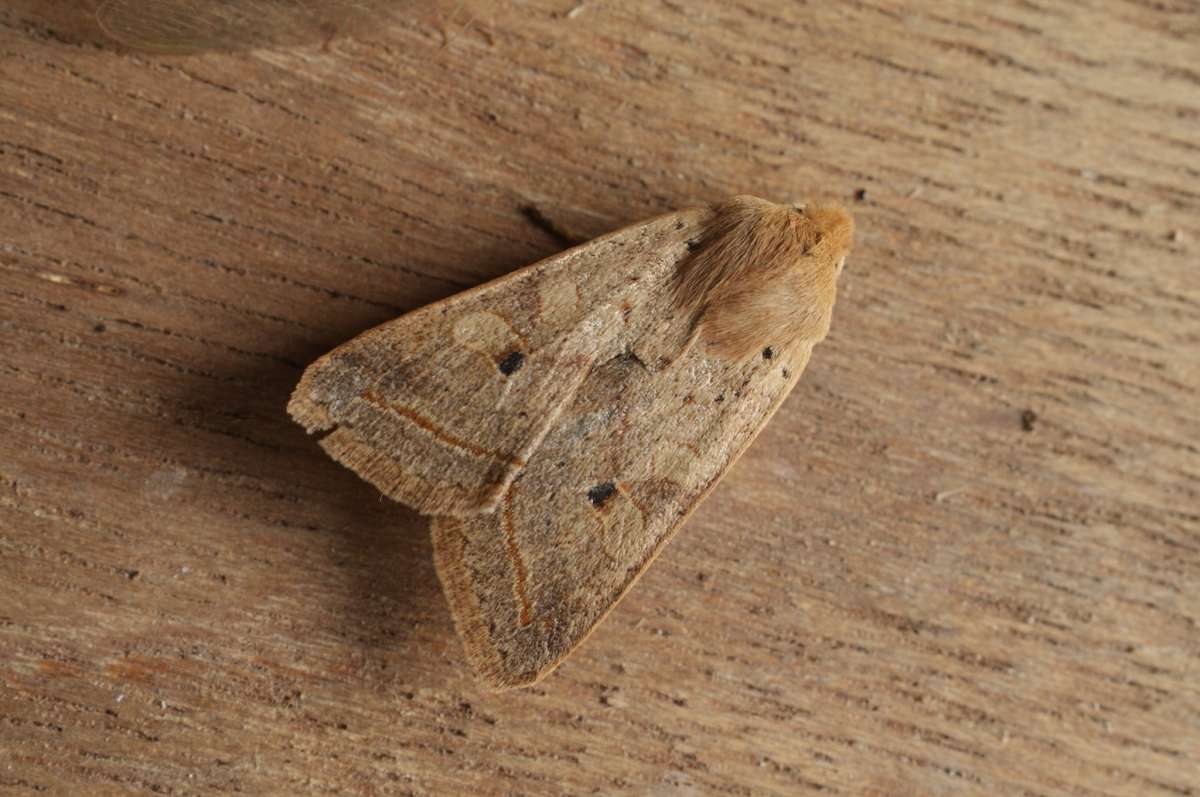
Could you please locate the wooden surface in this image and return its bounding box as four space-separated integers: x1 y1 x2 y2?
1 1 1197 794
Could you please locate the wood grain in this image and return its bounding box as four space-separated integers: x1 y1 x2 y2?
1 1 1197 794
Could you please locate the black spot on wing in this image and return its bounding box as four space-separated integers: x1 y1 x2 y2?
587 482 617 508
498 351 525 376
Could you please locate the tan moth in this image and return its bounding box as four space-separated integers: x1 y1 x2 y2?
290 196 853 689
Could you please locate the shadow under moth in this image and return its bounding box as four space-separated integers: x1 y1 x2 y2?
289 195 853 689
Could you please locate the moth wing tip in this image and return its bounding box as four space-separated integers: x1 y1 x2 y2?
474 664 546 692
310 427 499 516
285 390 333 433
431 518 558 690
445 619 552 691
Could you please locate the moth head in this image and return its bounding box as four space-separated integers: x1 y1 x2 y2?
790 200 854 267
678 196 854 360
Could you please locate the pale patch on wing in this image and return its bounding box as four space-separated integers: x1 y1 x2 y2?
651 441 703 485
597 485 649 562
537 272 581 327
451 312 524 367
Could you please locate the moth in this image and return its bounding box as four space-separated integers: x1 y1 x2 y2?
289 196 853 689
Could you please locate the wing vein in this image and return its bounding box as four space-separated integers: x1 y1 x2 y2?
361 389 526 468
501 491 535 627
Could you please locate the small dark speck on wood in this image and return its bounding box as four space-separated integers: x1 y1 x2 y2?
1021 409 1038 432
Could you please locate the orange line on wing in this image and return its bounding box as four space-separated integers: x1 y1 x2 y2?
361 390 525 468
501 491 534 627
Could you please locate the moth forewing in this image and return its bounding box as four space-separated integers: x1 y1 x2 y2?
288 207 712 517
290 196 852 688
